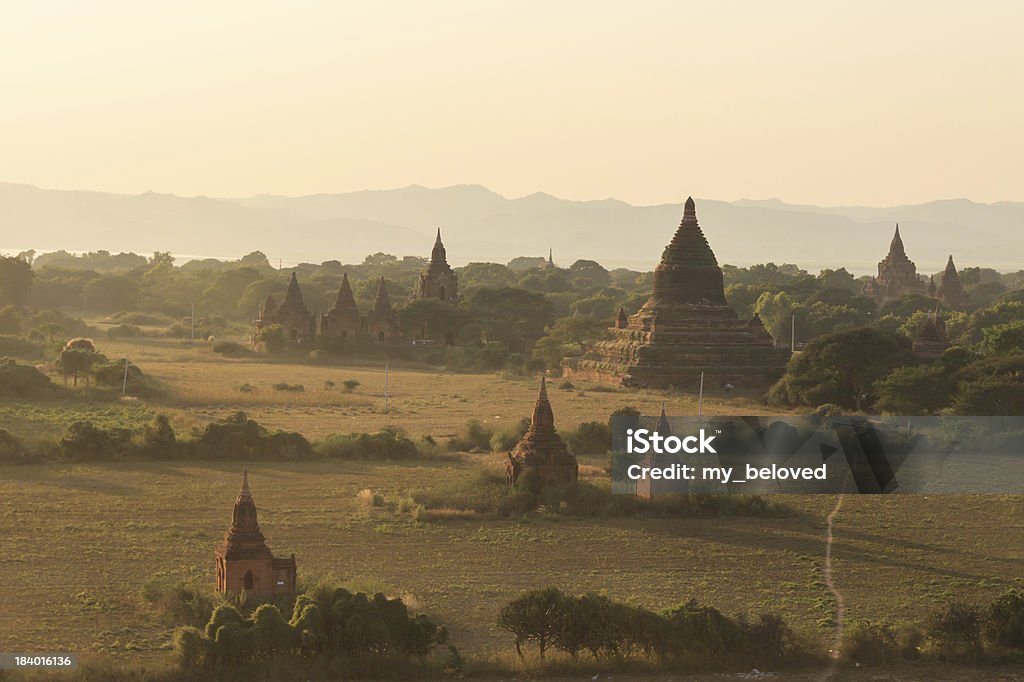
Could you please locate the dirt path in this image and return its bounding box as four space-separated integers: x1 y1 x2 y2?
819 492 847 681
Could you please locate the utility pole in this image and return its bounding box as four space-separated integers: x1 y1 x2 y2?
384 363 389 414
121 357 129 397
191 303 195 341
698 370 705 419
791 314 796 353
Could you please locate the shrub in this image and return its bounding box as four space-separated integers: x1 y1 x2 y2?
843 621 897 664
176 587 447 669
307 349 330 363
213 341 252 357
256 324 288 355
272 382 305 392
447 419 493 452
143 414 177 453
927 601 983 662
91 357 163 397
190 412 312 460
356 488 384 507
565 421 611 454
0 335 42 359
316 431 421 460
985 590 1024 650
0 357 54 398
58 420 133 461
107 323 141 338
0 428 31 464
141 580 216 627
342 379 361 392
489 417 530 452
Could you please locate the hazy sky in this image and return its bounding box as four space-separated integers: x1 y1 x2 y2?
2 1 1022 206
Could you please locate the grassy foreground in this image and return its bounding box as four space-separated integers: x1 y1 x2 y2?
0 456 1021 671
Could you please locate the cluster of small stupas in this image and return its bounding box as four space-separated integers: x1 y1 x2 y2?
563 198 791 388
214 469 296 596
863 224 967 309
253 231 458 347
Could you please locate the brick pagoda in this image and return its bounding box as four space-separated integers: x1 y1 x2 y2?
214 470 296 596
563 197 790 388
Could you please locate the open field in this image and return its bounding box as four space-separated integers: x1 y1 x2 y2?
3 335 1023 678
3 334 791 442
1 456 1021 670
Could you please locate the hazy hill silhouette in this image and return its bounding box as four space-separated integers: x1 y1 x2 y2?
2 182 1022 274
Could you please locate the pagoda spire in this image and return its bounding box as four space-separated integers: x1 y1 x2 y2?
373 276 391 313
281 272 306 310
531 377 554 431
334 273 356 307
239 468 250 498
430 229 447 264
889 224 906 257
652 196 726 305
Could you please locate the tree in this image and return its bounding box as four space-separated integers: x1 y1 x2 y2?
816 267 859 292
363 252 398 267
498 587 566 659
59 338 99 387
83 274 140 312
769 327 916 411
985 590 1024 650
875 364 955 415
463 287 554 349
0 255 34 309
0 305 22 334
568 259 611 290
398 298 467 342
979 320 1024 356
950 353 1024 415
532 316 609 369
457 262 516 291
256 324 288 355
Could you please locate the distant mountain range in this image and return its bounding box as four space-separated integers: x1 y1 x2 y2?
2 181 1022 275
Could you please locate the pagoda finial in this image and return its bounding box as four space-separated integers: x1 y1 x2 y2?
548 248 553 265
889 223 905 256
684 196 696 220
430 229 448 265
531 377 554 430
240 468 251 498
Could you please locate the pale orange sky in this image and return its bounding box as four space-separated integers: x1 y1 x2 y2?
2 1 1022 206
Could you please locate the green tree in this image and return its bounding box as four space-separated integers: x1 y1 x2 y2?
875 364 954 415
83 274 140 312
498 587 566 660
950 353 1024 415
979 320 1024 356
0 255 34 309
532 316 608 369
457 262 515 291
568 259 611 290
770 327 916 411
256 324 288 355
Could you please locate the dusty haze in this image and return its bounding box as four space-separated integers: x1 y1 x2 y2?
1 1 1023 206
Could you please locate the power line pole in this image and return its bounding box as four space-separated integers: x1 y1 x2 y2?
191 303 195 341
122 357 129 397
698 370 705 419
384 363 389 414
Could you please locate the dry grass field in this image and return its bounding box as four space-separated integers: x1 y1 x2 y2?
0 456 1021 668
2 335 1023 677
3 335 792 441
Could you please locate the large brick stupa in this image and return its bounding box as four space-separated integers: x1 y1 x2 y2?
563 197 790 388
